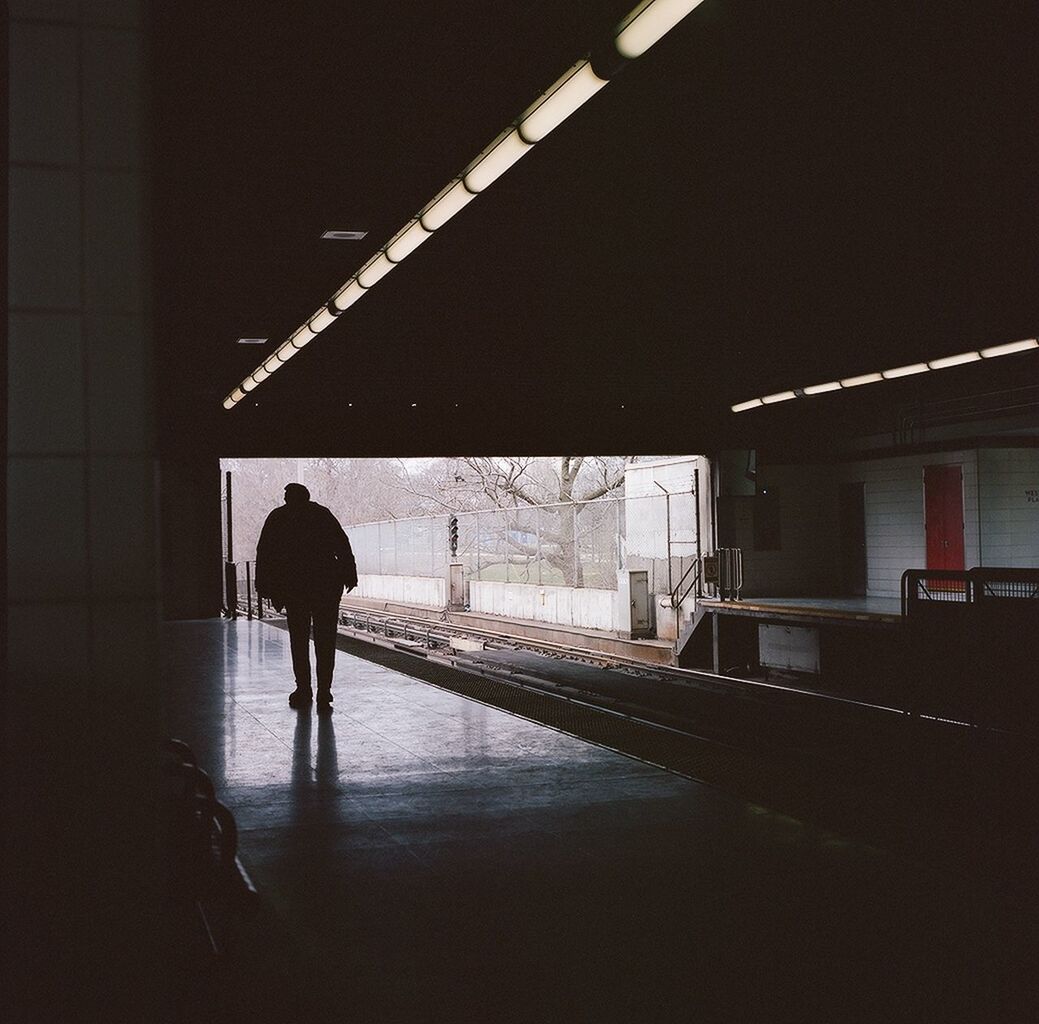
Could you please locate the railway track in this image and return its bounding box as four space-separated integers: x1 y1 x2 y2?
333 602 917 718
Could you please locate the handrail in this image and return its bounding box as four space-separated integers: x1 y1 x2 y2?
670 558 701 608
900 567 1039 616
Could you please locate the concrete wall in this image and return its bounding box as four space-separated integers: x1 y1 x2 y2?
623 456 711 605
5 2 164 1017
726 448 1036 601
469 581 620 633
358 573 446 607
841 450 981 599
977 448 1039 567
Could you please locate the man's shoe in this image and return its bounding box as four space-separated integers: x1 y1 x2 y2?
288 687 313 708
316 692 333 716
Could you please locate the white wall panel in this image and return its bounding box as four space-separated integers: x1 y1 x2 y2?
357 574 446 608
469 581 619 632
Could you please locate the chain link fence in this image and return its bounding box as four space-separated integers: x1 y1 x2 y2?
347 491 700 594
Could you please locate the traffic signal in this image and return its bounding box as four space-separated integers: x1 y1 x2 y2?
448 516 459 556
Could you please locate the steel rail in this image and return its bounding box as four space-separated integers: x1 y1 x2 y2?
335 603 921 721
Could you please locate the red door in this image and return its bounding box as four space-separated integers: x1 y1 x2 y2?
924 465 965 574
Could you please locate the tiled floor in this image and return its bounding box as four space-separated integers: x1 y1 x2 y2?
163 619 1030 1023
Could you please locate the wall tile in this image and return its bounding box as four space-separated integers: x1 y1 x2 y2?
8 1 81 22
80 0 140 27
83 170 143 311
9 21 80 165
89 600 160 708
7 313 85 454
5 601 92 763
85 314 152 451
7 601 91 694
83 28 142 167
8 167 81 309
88 456 158 598
7 457 89 601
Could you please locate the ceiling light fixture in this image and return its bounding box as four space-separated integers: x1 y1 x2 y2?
615 0 707 59
979 338 1037 358
237 337 268 344
881 363 930 379
802 381 842 395
223 0 707 410
839 372 883 388
731 336 1038 413
321 230 368 240
928 351 981 369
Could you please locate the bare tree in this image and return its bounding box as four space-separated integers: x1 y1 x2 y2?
405 456 637 585
222 455 646 586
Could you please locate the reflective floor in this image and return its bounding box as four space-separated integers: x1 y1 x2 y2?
163 620 1031 1022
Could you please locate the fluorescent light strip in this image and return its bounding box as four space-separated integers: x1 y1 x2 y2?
731 336 1038 412
615 0 707 59
731 398 763 412
333 279 366 311
840 372 883 388
462 128 531 192
980 337 1037 358
386 219 433 262
928 351 980 369
518 60 608 143
225 0 711 408
803 381 842 395
881 363 930 379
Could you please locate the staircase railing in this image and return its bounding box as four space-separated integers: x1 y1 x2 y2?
670 558 702 609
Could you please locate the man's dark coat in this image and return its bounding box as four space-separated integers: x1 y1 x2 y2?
255 500 358 607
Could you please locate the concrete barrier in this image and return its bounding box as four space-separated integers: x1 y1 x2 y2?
468 581 619 632
357 574 445 608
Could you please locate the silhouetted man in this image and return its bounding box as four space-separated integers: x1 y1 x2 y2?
255 483 358 713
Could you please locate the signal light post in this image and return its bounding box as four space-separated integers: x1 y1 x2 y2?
447 515 463 610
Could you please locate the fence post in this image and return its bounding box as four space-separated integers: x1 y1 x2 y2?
245 560 253 620
573 504 579 587
536 507 542 586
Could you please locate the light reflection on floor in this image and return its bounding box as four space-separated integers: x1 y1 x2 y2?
162 619 1021 1023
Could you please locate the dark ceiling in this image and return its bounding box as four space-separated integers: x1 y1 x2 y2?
152 0 1038 457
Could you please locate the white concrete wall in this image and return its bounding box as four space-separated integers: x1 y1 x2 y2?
357 574 446 607
719 447 1036 601
978 448 1039 567
624 456 710 560
840 450 980 599
469 581 620 632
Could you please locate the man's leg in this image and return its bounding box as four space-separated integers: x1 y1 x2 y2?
284 602 314 704
312 599 340 707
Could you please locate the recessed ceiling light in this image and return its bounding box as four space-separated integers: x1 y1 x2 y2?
321 230 368 240
237 337 268 344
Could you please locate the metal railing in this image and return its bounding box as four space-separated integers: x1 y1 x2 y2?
901 567 1039 616
223 560 277 620
670 558 701 608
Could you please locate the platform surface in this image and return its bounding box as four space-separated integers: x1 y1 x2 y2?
162 619 1030 1023
701 593 903 623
